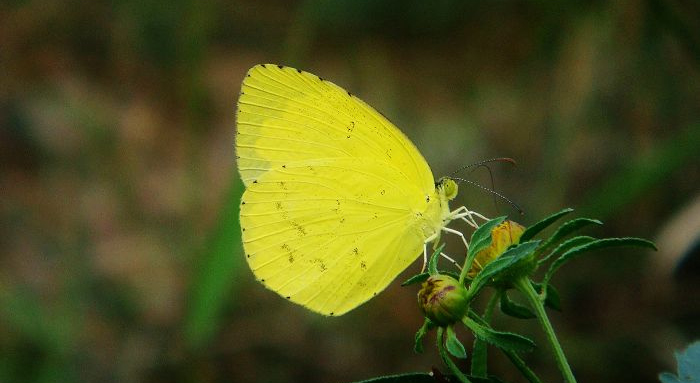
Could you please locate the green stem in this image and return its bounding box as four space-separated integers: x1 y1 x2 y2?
502 349 543 383
514 277 577 383
471 292 499 376
437 327 472 383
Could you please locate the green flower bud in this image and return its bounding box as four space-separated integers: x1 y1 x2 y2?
417 275 469 326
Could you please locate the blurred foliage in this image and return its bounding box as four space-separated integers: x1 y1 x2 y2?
0 0 699 382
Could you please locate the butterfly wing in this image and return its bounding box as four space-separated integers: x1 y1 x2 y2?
240 158 428 315
236 64 439 315
236 64 434 194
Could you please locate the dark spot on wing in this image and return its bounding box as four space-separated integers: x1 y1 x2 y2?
380 189 385 195
353 247 359 256
282 164 286 168
329 312 334 316
282 243 294 263
253 180 258 183
241 201 246 205
275 201 283 210
277 64 283 69
261 64 267 68
291 221 307 236
296 69 302 73
286 296 291 299
360 261 367 270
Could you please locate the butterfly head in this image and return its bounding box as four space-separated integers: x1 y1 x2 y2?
436 177 458 201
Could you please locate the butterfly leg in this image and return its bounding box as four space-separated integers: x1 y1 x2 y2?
440 252 462 270
442 227 469 252
450 206 488 229
421 232 438 273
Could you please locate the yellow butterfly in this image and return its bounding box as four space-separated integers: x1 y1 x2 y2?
236 64 479 316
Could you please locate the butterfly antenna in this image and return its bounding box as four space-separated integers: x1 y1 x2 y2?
452 177 524 215
449 157 517 177
481 163 501 214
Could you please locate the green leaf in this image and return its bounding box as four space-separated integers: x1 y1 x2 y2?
543 283 561 311
537 218 602 253
538 235 596 265
429 243 446 276
471 336 488 377
463 216 507 275
348 372 437 383
543 237 657 287
519 208 574 242
436 327 473 383
446 325 468 359
462 317 535 352
531 282 562 311
183 177 245 349
500 292 536 319
466 241 540 300
414 318 436 354
659 341 700 383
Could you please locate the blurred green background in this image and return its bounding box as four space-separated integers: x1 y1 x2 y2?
1 0 699 382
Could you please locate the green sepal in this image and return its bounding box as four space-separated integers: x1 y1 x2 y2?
519 208 574 242
445 325 467 359
402 270 460 287
461 216 506 278
543 237 657 287
499 291 536 319
414 318 436 354
462 316 535 352
428 243 446 276
466 241 540 300
402 273 430 287
537 218 602 253
538 235 596 265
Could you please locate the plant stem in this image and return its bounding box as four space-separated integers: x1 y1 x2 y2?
471 292 499 377
437 327 472 383
514 277 577 383
502 349 543 383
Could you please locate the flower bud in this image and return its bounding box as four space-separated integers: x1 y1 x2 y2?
468 220 525 278
417 275 469 326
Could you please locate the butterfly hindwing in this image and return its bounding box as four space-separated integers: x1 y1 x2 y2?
240 158 428 315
